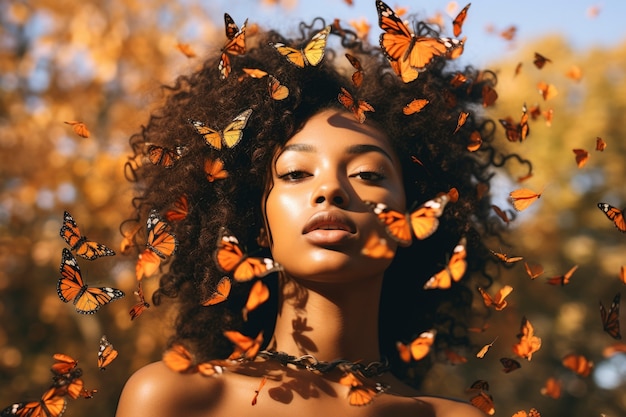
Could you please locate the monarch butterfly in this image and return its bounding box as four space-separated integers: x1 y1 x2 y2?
453 111 469 134
129 282 150 320
490 249 523 264
600 292 621 340
60 211 115 261
270 25 330 68
478 285 513 311
513 316 542 361
396 329 436 362
242 280 269 321
345 53 364 88
223 330 264 360
376 1 462 82
337 87 375 124
533 52 552 69
97 335 118 370
597 203 626 233
596 136 607 151
162 343 223 376
423 237 467 290
509 187 542 211
546 264 578 286
147 144 184 168
214 228 282 282
491 204 512 225
365 193 451 247
219 14 247 79
135 210 178 281
573 148 589 168
500 357 521 373
338 372 380 406
561 353 593 377
57 249 124 314
202 276 232 306
537 81 558 101
402 98 429 115
452 3 471 37
268 75 289 100
524 262 544 280
165 194 189 223
204 157 229 182
50 353 79 376
467 130 482 152
499 104 530 143
1 388 67 417
469 391 495 416
361 233 395 260
49 354 90 400
190 109 253 150
540 377 562 399
512 408 541 417
64 120 90 138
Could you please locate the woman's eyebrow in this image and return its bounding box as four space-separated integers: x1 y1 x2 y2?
346 144 394 163
280 143 316 153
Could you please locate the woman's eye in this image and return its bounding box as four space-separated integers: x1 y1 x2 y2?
278 170 310 181
353 171 384 181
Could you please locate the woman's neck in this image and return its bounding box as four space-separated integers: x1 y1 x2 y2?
270 273 383 364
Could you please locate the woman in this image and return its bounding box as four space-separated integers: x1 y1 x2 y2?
117 4 510 415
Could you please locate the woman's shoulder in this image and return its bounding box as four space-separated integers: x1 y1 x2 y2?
416 395 485 417
115 361 226 417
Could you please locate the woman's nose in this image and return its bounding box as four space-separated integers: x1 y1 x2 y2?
311 174 350 207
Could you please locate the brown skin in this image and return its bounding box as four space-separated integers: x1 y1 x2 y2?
115 111 484 417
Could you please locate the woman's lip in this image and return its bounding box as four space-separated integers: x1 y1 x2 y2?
302 211 356 234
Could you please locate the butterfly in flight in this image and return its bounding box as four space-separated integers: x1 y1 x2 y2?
97 335 118 370
338 371 380 406
60 211 115 260
337 87 375 124
597 203 626 232
129 282 150 320
57 248 124 314
135 210 178 281
190 108 253 150
1 388 67 417
162 343 223 376
223 330 264 360
268 75 289 100
376 0 463 83
270 25 331 68
600 292 621 340
561 353 593 377
49 353 95 399
219 13 248 79
214 228 282 282
147 144 184 168
423 237 467 290
452 3 471 37
396 329 437 362
365 193 451 247
202 276 232 306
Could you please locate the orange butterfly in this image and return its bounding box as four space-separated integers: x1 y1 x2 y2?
423 237 467 290
338 87 375 124
223 330 264 360
476 337 497 359
204 158 229 182
573 148 589 168
219 13 247 79
175 42 196 58
509 188 542 211
524 262 544 279
165 194 189 222
540 377 562 399
366 194 451 247
500 357 521 373
60 211 115 260
481 84 498 107
162 344 223 376
64 120 90 138
97 335 118 370
1 388 67 417
50 354 91 400
600 292 621 340
190 108 253 150
453 111 469 134
469 390 495 416
396 329 437 362
452 3 471 37
268 75 289 100
595 136 607 151
467 130 482 151
478 285 513 311
242 280 269 321
491 204 512 225
270 25 330 68
58 249 125 314
403 98 429 115
50 353 79 376
597 203 626 232
562 353 593 377
240 68 268 79
338 372 379 406
376 0 461 82
215 228 282 282
361 233 395 260
499 104 529 142
147 144 183 168
129 282 150 320
490 249 523 264
537 81 558 100
513 408 541 417
620 266 626 285
135 210 178 281
202 276 232 306
603 342 626 358
345 53 364 88
533 52 551 69
512 316 542 361
546 264 578 286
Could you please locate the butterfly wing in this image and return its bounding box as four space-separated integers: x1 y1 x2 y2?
163 344 195 373
600 293 622 340
215 229 280 282
302 25 330 66
190 119 222 149
146 210 177 258
221 109 253 148
270 43 305 68
365 201 412 246
376 0 414 62
453 3 471 37
202 276 232 306
268 75 289 100
219 15 247 79
60 212 115 260
423 237 467 290
98 335 119 370
408 194 450 240
57 248 86 304
598 203 626 232
147 145 180 168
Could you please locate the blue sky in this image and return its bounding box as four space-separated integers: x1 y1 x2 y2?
209 0 626 65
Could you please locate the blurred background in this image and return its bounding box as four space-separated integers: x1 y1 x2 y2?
1 0 625 416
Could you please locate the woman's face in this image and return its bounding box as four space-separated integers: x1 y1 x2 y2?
264 109 406 283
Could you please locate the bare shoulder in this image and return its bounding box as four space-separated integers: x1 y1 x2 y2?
115 361 225 417
417 395 484 417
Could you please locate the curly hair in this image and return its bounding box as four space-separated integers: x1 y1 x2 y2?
123 18 521 387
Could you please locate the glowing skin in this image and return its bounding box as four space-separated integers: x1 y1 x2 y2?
265 109 406 284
